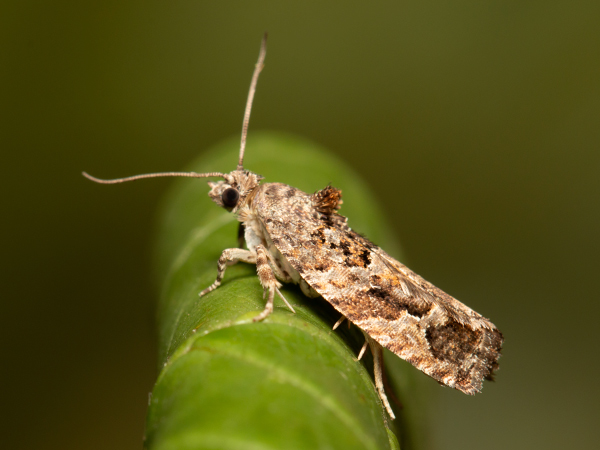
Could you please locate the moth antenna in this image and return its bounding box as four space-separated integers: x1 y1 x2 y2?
82 171 227 184
238 32 268 170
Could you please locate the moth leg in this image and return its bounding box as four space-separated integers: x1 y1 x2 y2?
356 340 368 361
199 248 257 297
363 332 396 420
332 316 345 330
275 287 296 314
332 317 369 360
252 244 293 321
261 247 296 313
263 250 293 283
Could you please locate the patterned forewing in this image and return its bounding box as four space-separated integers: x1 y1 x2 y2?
255 183 502 394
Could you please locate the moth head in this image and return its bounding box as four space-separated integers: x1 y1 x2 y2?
207 170 263 212
81 33 269 214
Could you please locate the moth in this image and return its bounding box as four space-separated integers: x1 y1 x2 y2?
84 34 503 419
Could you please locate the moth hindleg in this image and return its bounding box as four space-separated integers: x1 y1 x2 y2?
332 316 346 330
332 316 367 360
199 248 257 297
363 331 395 420
356 340 368 361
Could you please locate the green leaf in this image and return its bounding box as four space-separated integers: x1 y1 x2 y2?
145 132 421 450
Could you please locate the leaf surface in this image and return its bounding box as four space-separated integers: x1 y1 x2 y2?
145 132 420 450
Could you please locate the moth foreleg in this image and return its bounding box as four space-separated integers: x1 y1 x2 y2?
198 248 257 297
363 332 395 420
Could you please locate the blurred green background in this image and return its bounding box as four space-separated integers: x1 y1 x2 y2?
2 1 599 449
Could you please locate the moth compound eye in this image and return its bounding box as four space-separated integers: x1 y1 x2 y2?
222 188 240 207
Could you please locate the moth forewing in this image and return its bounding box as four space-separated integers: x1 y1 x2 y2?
254 183 503 398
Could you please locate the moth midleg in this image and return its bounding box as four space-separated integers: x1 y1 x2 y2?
363 331 396 419
252 244 285 322
260 249 295 313
198 248 257 297
263 247 293 283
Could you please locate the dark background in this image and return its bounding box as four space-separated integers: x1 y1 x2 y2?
2 2 598 449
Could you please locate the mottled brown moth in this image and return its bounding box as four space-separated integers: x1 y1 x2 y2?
84 34 503 419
